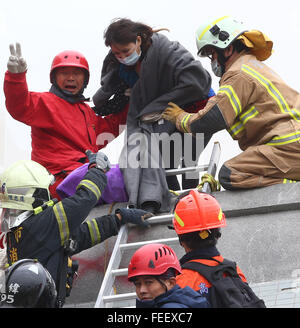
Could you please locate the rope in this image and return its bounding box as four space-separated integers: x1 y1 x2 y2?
197 173 221 192
169 189 180 196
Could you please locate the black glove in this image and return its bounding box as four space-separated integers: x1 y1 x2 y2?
93 81 129 116
85 150 111 172
115 208 153 227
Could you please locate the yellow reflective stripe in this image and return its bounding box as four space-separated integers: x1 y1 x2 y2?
266 131 300 146
180 114 192 133
240 106 259 125
77 179 101 200
242 65 300 122
227 120 244 137
283 179 297 184
53 202 70 246
174 212 185 227
87 219 101 246
218 85 242 117
218 209 223 221
197 16 229 41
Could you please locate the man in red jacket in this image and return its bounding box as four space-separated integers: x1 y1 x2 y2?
4 43 128 199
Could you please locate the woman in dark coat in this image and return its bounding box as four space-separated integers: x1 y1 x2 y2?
93 18 214 213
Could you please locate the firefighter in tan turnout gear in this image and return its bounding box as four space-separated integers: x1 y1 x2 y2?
162 16 300 190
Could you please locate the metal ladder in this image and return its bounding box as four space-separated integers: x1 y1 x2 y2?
94 141 221 308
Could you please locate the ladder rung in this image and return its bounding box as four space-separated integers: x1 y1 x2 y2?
94 142 221 308
147 213 173 224
111 268 128 276
165 164 208 176
174 188 197 195
119 237 179 251
103 292 136 303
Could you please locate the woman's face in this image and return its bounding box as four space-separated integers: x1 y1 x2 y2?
110 35 142 61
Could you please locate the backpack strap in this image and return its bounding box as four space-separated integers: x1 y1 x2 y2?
181 258 240 283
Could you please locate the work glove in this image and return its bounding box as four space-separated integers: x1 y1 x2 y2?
7 43 27 73
161 102 186 125
115 208 153 227
85 150 111 172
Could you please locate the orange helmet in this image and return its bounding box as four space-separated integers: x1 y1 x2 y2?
128 243 181 280
173 190 226 235
50 50 90 85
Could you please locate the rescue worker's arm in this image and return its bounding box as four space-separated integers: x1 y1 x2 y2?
70 208 153 252
53 167 107 234
162 100 227 134
162 72 252 135
94 103 129 145
52 150 111 238
22 166 109 254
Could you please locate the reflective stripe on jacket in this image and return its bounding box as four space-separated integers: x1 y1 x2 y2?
6 168 120 286
179 52 300 151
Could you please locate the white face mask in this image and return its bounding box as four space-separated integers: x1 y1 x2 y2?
117 43 141 66
211 59 223 77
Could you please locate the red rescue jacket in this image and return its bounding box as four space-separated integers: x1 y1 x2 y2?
4 71 128 183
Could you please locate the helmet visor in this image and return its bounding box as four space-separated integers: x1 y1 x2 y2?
198 46 214 58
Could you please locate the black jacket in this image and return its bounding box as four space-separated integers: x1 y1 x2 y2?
6 168 121 286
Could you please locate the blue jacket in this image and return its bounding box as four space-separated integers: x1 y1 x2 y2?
136 284 210 308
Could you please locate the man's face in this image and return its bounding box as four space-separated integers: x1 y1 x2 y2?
133 275 174 301
55 67 85 95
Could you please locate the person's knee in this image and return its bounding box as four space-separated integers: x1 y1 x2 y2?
218 164 235 190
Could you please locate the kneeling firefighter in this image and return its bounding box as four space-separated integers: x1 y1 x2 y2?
0 151 152 307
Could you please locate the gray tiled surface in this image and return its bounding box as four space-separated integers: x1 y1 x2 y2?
251 279 300 308
66 279 300 308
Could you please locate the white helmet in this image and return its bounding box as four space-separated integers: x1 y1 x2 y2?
195 16 247 57
0 160 54 211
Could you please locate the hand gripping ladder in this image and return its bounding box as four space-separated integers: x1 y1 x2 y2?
94 141 221 308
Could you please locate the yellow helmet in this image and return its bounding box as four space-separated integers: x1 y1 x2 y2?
196 16 273 61
0 160 54 210
195 16 247 57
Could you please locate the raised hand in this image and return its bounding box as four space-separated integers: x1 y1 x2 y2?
7 42 27 73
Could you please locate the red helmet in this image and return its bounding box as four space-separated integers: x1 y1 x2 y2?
128 243 181 280
173 190 226 235
50 50 90 84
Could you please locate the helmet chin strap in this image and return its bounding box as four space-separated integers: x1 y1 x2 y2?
215 48 233 76
156 278 168 293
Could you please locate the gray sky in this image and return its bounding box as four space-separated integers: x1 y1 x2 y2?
1 0 300 174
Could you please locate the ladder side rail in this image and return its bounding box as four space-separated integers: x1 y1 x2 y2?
94 224 129 308
94 141 221 308
201 142 221 193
